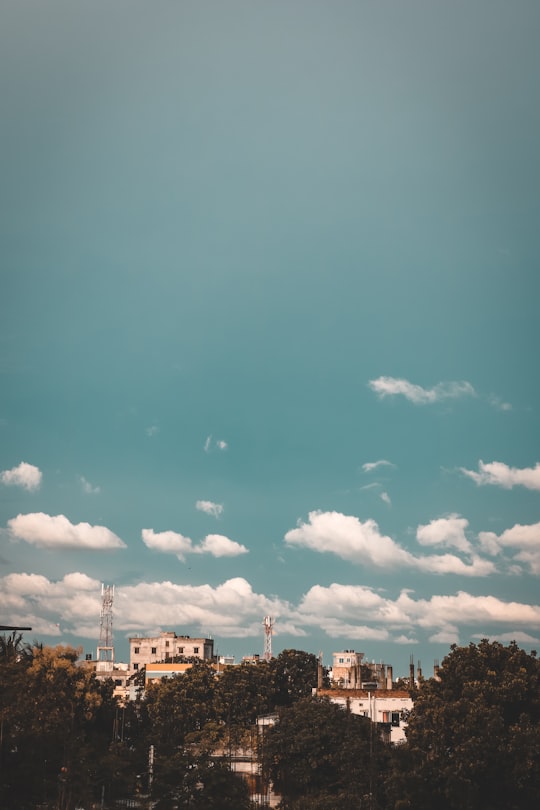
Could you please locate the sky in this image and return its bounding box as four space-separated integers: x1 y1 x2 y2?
1 0 539 677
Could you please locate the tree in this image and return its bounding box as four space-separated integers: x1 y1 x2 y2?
145 661 217 754
0 643 118 810
215 661 274 749
270 649 319 707
262 696 388 808
401 640 540 810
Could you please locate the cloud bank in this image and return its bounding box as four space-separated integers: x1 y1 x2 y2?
2 572 538 648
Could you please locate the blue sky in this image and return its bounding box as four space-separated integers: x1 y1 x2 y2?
1 0 539 676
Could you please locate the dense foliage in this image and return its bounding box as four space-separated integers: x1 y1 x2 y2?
1 636 539 809
398 640 540 810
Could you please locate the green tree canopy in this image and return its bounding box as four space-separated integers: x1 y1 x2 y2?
262 696 387 808
401 640 540 810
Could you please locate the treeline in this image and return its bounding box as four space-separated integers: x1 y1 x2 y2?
1 636 539 809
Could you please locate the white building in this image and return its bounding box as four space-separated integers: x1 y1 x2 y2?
321 689 413 744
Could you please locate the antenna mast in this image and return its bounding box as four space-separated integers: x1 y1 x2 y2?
263 615 274 662
97 584 115 670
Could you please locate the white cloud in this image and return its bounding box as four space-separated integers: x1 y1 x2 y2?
2 572 540 650
369 376 476 404
417 514 471 552
380 492 391 506
461 460 540 491
146 425 159 437
488 395 512 411
195 534 248 557
362 459 395 473
204 435 228 453
142 528 193 561
80 476 100 495
284 511 494 576
1 462 42 491
429 628 460 644
394 635 419 645
295 582 540 643
8 513 126 550
285 511 412 568
142 528 248 559
473 631 540 644
196 500 224 518
479 522 540 574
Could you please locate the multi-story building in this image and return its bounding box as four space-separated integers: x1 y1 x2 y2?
330 650 393 690
129 631 214 671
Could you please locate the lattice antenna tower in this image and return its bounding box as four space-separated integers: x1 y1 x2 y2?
97 584 115 667
263 615 274 662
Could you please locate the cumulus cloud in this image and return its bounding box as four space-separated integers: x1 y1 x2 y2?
8 513 126 550
216 439 228 451
142 528 193 561
461 460 540 491
195 534 248 557
284 511 494 576
380 492 391 506
80 476 100 495
417 515 471 552
294 582 540 643
142 528 248 560
196 500 224 518
362 459 395 473
2 571 540 649
1 462 42 491
479 522 540 574
369 376 476 404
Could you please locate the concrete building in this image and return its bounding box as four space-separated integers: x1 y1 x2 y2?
330 650 393 690
129 631 214 671
320 688 413 744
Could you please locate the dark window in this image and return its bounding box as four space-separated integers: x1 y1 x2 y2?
115 679 123 686
178 647 184 654
194 647 199 654
165 641 169 647
151 647 157 654
133 663 139 670
391 712 400 727
134 647 140 654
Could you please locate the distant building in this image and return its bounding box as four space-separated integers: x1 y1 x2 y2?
129 631 214 671
330 650 393 690
320 688 413 744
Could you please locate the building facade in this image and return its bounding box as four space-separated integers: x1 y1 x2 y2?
129 631 214 671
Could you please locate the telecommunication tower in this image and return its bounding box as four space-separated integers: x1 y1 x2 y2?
97 584 115 670
263 615 274 661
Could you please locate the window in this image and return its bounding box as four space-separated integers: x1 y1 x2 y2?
178 647 184 654
151 647 157 654
134 647 140 654
339 658 344 664
133 663 139 670
391 712 400 727
165 641 169 648
194 647 199 654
